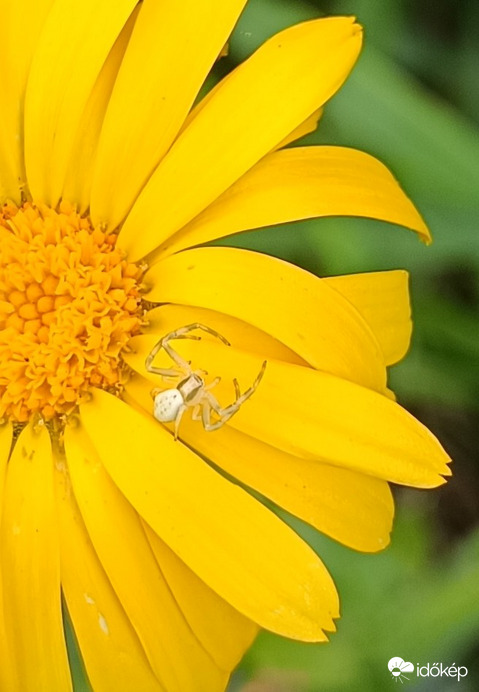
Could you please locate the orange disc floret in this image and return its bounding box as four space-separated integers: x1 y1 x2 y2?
0 201 145 422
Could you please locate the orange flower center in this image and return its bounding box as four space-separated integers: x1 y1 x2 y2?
0 201 145 423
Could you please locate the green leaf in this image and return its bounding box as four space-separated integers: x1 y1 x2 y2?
236 507 479 690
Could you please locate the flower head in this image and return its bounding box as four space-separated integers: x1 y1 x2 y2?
0 201 144 422
0 2 450 691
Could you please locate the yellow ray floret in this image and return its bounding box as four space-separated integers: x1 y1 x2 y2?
118 17 363 257
124 371 394 553
24 0 138 205
65 426 227 692
143 524 259 673
91 0 248 229
62 8 139 214
0 0 55 201
55 466 166 692
153 146 430 260
0 423 15 692
145 247 387 392
72 391 340 641
325 270 413 365
148 338 450 488
1 423 71 692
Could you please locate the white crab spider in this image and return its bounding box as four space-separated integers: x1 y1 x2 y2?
145 323 267 440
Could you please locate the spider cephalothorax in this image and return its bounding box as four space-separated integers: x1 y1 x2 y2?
145 323 266 439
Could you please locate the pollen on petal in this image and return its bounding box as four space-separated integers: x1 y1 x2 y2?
0 202 145 422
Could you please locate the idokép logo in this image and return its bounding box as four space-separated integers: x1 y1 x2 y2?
388 657 414 683
388 657 468 683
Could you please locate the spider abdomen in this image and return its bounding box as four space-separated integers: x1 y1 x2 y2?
154 389 184 423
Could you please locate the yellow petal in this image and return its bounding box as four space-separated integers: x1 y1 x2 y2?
137 303 308 371
141 337 450 488
24 0 137 204
125 374 393 553
181 419 394 552
143 523 259 672
1 423 72 691
0 423 11 521
55 464 166 692
118 17 362 259
78 391 340 641
324 270 412 365
275 108 323 150
62 8 139 213
181 87 322 150
64 422 226 692
0 424 16 692
91 0 247 231
144 247 387 392
153 146 430 259
177 423 394 554
0 0 55 202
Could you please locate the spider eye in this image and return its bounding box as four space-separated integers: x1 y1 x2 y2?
154 389 183 423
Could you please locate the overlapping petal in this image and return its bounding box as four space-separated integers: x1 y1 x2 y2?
152 147 430 260
0 424 11 530
138 271 411 370
143 303 307 365
55 467 165 692
65 424 227 692
129 336 449 487
75 391 340 641
0 0 55 201
0 424 15 691
324 270 412 365
275 108 323 150
118 17 363 259
61 9 139 213
91 0 247 230
170 422 395 554
24 0 137 204
1 424 71 691
143 525 259 672
144 247 387 392
123 372 394 553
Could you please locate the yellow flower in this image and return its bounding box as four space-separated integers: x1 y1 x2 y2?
0 2 450 691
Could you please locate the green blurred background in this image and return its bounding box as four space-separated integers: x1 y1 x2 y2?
65 1 479 690
222 0 479 690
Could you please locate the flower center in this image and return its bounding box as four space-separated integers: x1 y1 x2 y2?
0 201 145 423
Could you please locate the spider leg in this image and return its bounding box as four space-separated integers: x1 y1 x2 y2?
193 368 209 378
145 336 191 375
147 365 185 378
173 404 187 440
200 391 239 431
191 404 202 421
202 394 244 432
161 340 193 372
233 378 241 399
200 398 227 432
169 323 231 346
146 323 231 379
204 376 221 391
202 361 267 430
230 361 267 408
145 337 165 372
